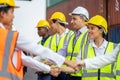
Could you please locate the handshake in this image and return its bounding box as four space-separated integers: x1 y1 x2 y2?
48 60 85 77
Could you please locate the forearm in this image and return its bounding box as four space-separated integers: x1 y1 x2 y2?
22 53 50 72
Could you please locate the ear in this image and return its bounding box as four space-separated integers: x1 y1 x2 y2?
0 11 5 18
100 29 104 34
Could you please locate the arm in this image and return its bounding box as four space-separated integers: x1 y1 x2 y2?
84 45 119 69
17 34 65 67
22 52 50 72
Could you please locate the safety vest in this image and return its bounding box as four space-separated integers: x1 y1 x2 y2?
66 29 88 76
82 42 116 80
0 28 23 80
50 30 72 52
38 36 52 47
115 44 120 80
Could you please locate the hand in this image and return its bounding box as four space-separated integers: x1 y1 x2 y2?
61 66 76 74
64 60 78 68
64 60 85 71
50 66 61 77
74 60 85 71
44 60 53 66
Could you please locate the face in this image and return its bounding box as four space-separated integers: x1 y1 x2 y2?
37 27 48 37
88 24 103 40
2 8 14 30
49 20 58 35
70 14 84 30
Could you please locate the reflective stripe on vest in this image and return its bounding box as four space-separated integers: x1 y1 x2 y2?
66 29 88 60
0 28 23 80
50 33 69 52
66 29 88 77
82 42 116 80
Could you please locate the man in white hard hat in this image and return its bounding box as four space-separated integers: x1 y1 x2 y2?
58 6 89 80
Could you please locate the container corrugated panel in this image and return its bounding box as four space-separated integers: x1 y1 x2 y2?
108 0 120 27
47 0 106 29
108 0 120 43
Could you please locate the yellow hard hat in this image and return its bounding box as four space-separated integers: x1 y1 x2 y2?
50 12 68 25
36 20 50 29
87 15 108 33
0 0 19 8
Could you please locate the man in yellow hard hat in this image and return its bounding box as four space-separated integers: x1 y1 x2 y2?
0 0 72 79
36 20 51 46
35 20 53 80
46 12 73 80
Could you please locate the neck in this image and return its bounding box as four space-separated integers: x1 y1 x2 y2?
57 26 65 36
94 37 104 47
43 33 49 38
76 24 86 32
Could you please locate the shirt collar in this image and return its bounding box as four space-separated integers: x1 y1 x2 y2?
0 23 16 31
75 26 88 34
58 28 69 37
0 23 5 29
90 39 108 48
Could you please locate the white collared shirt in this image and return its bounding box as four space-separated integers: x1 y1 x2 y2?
90 39 108 56
56 28 70 45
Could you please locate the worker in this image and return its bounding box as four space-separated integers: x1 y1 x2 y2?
35 20 52 80
76 15 116 80
49 12 72 52
37 20 51 47
0 0 71 79
57 6 89 80
48 11 72 80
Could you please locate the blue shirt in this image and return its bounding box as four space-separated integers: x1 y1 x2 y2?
41 35 50 45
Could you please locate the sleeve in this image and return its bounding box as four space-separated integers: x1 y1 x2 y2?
17 34 65 67
57 42 68 57
21 52 51 72
84 46 119 70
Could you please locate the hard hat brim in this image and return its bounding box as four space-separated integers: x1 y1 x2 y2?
69 13 80 16
12 5 20 8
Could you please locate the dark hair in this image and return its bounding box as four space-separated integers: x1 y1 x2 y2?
97 26 106 38
52 19 65 27
0 5 11 13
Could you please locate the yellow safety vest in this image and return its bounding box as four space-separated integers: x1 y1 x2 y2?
82 42 116 80
50 30 72 52
38 36 52 47
66 29 88 76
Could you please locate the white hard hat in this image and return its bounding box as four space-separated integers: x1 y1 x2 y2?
69 6 89 21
